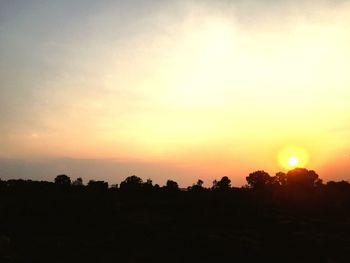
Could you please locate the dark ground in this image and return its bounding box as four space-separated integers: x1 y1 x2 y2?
1 183 350 263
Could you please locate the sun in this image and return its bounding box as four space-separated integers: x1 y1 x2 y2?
278 146 309 170
287 156 299 167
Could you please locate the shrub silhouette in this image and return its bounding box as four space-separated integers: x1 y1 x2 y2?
327 180 350 191
54 174 71 186
212 176 231 191
246 170 271 189
87 180 108 191
188 179 205 192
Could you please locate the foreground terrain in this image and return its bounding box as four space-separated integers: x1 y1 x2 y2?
1 179 350 262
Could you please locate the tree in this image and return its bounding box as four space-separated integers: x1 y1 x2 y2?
273 172 287 186
326 180 350 191
143 178 154 191
72 177 83 186
188 179 205 192
165 180 179 191
0 178 6 191
196 179 204 187
212 176 231 191
246 171 271 189
87 180 108 191
120 175 143 191
54 174 71 186
286 168 320 188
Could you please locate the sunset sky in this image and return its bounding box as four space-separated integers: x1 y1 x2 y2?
1 0 350 186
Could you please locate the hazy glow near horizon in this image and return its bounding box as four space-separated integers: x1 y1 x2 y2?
1 0 350 185
278 146 309 170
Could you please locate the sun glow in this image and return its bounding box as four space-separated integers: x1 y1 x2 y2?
278 146 309 170
287 156 299 167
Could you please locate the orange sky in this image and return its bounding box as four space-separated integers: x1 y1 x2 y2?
1 1 350 186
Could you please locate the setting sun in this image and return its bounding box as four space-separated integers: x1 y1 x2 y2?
278 146 309 170
287 156 299 167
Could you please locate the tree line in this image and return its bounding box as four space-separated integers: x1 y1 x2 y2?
1 167 349 193
2 167 350 262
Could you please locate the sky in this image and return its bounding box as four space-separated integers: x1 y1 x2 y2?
1 0 350 187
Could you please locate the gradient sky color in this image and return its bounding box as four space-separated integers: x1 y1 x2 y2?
1 0 350 186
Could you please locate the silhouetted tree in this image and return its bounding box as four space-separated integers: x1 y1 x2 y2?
188 179 205 192
0 178 5 192
87 180 108 191
72 177 83 186
246 171 271 189
120 175 143 191
273 172 287 186
327 180 350 191
286 168 320 188
54 174 71 186
212 180 218 189
5 179 25 190
197 179 204 187
143 178 154 191
212 176 231 191
315 178 323 187
165 180 179 191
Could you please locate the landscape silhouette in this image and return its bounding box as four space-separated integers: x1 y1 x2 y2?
1 168 350 262
2 0 350 262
